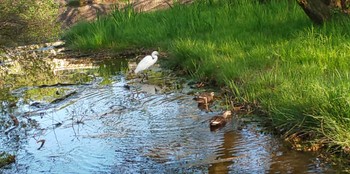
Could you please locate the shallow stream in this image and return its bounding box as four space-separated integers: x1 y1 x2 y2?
0 55 339 173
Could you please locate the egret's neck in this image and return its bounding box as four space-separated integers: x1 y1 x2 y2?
152 55 158 60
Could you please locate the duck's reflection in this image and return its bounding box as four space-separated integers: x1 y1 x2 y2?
209 131 236 174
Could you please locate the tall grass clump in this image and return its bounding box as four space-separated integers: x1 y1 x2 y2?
64 3 167 51
63 0 350 151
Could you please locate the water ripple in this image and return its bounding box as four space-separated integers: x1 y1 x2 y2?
1 68 337 173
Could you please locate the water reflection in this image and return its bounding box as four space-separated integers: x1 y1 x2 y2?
268 148 327 173
0 56 339 173
209 131 235 173
0 56 128 110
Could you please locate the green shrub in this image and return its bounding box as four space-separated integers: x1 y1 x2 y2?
0 0 61 46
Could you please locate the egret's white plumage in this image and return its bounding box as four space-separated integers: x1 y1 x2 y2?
134 51 159 74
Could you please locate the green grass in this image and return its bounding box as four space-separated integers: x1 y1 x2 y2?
63 0 350 151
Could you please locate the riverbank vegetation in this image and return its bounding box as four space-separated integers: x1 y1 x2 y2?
63 0 350 154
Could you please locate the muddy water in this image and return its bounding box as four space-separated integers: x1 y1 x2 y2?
0 57 337 173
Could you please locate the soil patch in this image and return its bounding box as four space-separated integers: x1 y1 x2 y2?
57 0 193 28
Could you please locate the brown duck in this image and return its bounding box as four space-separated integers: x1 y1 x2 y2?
209 110 232 131
193 92 215 104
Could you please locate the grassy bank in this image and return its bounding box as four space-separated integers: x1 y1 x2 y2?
63 0 350 152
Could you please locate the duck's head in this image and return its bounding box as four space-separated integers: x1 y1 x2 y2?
222 110 232 118
199 92 214 98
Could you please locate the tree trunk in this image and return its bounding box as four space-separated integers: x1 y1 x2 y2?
297 0 350 24
296 0 331 24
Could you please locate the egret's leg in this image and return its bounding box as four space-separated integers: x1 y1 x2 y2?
145 70 150 80
140 73 146 82
140 70 151 83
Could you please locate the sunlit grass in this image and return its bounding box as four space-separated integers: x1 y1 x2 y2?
63 0 350 150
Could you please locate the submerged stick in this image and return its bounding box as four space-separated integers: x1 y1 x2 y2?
37 139 46 150
38 83 90 88
51 91 77 104
4 115 19 134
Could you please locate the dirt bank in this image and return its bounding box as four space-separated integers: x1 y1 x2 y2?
57 0 192 28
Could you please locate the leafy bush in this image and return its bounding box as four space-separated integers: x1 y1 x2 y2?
0 0 61 46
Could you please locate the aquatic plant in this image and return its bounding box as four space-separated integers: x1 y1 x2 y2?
0 152 15 168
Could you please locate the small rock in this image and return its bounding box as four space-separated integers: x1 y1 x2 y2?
51 40 65 47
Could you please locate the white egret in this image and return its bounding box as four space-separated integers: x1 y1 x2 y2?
134 51 159 81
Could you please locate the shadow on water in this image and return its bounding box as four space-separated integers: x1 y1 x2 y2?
0 55 341 173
